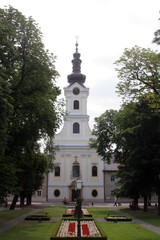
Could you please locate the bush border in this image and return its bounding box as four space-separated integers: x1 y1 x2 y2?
105 215 132 222
25 214 51 221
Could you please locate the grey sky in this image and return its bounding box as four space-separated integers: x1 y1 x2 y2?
0 0 159 128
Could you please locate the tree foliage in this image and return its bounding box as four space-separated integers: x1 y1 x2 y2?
114 46 160 108
0 6 62 206
114 99 160 210
89 110 117 163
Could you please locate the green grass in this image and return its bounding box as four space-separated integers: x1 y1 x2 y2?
121 208 160 227
88 207 119 218
100 222 160 240
0 208 32 225
0 222 57 240
37 206 65 217
1 206 160 240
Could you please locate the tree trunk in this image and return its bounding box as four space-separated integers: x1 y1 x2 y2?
158 193 160 216
26 194 32 205
46 173 48 202
10 194 18 210
148 195 151 206
20 193 25 207
143 195 148 212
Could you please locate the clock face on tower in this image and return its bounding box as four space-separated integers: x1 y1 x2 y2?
73 87 80 95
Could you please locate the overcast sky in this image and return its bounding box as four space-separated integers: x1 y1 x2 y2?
1 0 160 129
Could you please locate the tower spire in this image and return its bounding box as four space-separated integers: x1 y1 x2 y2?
67 40 86 85
75 36 78 53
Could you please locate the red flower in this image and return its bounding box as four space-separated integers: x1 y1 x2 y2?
82 224 90 236
68 222 75 236
71 209 75 214
71 209 83 214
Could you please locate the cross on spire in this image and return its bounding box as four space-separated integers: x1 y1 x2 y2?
76 36 79 53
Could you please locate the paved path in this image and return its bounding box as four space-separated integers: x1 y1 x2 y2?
0 208 41 233
108 207 160 235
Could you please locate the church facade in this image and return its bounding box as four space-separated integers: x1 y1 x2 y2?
47 43 118 203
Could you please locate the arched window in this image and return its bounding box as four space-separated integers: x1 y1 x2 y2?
92 166 97 177
74 100 79 109
73 165 80 177
55 166 60 176
73 122 80 134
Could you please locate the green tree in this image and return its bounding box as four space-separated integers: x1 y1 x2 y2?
153 24 160 45
114 46 160 109
0 6 61 208
90 99 160 213
0 16 16 201
114 99 160 212
89 110 117 163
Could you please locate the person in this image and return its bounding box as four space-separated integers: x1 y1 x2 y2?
5 198 8 207
63 197 67 206
113 197 117 206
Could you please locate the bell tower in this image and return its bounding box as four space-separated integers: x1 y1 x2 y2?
62 42 90 141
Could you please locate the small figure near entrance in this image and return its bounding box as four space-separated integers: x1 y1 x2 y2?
63 197 67 206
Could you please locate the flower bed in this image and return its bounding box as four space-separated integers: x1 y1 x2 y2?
66 208 89 215
63 208 92 217
25 214 51 221
105 215 132 222
50 218 107 240
56 220 77 237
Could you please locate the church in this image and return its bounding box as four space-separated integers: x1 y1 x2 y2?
46 43 118 203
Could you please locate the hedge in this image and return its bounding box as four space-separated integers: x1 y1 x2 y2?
105 215 132 222
25 214 51 221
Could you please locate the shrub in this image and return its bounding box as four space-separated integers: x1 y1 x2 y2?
25 214 51 221
105 215 132 222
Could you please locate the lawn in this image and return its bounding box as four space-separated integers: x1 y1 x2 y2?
100 222 160 240
37 206 66 217
120 207 160 227
89 207 160 240
88 207 119 218
0 208 32 225
1 206 160 240
0 221 57 240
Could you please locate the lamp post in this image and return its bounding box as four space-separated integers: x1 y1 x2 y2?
74 178 83 239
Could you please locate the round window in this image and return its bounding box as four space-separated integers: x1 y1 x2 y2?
73 87 80 95
92 189 98 197
54 189 60 197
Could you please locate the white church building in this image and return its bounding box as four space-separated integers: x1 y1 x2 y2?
47 43 118 203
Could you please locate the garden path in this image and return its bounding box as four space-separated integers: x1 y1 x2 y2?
0 208 41 233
